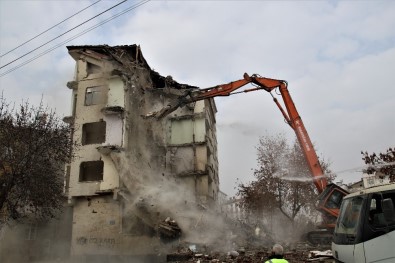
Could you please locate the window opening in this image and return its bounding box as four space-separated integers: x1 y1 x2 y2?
85 86 105 106
369 191 395 227
87 62 101 74
79 161 103 182
82 121 106 145
382 198 395 225
326 189 344 209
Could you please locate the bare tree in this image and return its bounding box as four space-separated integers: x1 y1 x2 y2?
0 97 74 227
238 133 334 223
362 147 395 182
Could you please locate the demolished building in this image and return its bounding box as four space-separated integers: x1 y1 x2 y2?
64 44 220 260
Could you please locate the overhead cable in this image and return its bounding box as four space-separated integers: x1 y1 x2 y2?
0 0 128 70
0 0 103 58
0 0 151 78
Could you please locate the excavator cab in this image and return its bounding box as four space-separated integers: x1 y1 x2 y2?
305 184 349 245
316 183 349 222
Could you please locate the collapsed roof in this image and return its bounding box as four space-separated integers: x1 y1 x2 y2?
67 44 199 90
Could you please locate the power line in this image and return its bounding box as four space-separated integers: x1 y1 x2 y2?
0 0 128 70
0 0 103 58
0 0 151 78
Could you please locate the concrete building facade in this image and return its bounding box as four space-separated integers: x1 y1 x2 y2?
64 45 219 258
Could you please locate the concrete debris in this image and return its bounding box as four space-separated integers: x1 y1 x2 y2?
166 245 193 262
166 244 335 263
158 217 182 239
307 250 333 261
227 250 239 258
97 145 122 155
101 105 124 114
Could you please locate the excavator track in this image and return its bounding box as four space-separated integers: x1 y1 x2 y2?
306 230 334 246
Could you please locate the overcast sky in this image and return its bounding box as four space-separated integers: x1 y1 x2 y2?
1 0 394 196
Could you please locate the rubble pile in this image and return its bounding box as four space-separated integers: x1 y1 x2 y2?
166 243 334 263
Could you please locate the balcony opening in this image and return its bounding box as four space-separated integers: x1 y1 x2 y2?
79 161 103 182
82 121 106 145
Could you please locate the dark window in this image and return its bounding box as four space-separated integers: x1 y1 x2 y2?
87 62 101 74
82 121 106 145
368 192 395 227
359 190 395 243
326 189 344 209
79 161 103 182
85 86 105 106
382 197 395 225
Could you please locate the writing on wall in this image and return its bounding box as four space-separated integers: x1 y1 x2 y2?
76 236 117 248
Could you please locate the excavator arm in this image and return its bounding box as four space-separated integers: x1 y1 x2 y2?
153 74 251 119
151 72 350 244
153 73 327 193
247 74 327 193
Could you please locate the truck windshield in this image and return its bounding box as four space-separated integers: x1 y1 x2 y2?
336 197 364 236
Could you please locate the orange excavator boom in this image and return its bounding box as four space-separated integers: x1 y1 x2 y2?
154 73 327 192
152 72 349 244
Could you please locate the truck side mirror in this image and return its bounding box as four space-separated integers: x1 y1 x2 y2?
382 198 395 224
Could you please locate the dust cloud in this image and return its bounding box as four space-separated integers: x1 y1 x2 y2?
110 151 233 248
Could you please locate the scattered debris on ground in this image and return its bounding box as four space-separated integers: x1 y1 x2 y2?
307 250 333 261
165 243 334 263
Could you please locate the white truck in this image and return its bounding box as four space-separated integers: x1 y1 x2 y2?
332 173 395 262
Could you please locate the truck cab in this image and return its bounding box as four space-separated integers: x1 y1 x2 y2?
332 183 395 263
